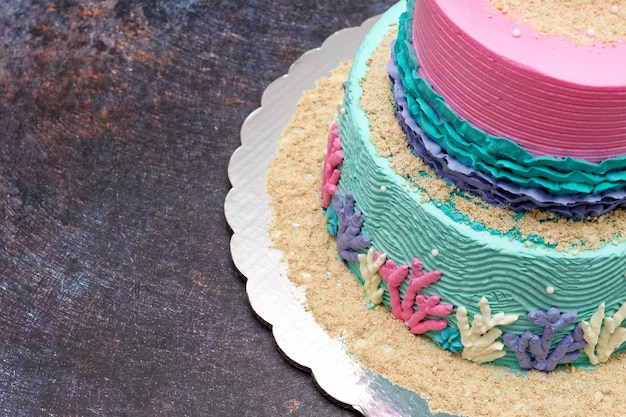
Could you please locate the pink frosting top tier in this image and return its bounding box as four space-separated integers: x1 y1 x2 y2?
412 0 626 162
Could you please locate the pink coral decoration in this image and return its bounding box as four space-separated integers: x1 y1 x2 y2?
321 123 343 209
377 254 453 334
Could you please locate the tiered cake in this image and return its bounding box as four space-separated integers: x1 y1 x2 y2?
322 0 626 371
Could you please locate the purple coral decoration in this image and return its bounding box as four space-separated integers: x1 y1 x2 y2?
333 190 370 262
503 307 587 372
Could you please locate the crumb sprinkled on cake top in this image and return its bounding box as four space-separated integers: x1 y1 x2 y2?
488 0 626 44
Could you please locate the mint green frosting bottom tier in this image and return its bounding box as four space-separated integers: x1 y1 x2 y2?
333 2 626 370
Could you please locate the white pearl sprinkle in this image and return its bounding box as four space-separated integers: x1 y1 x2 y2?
431 249 439 257
546 286 555 294
512 28 521 38
380 185 387 192
611 5 619 13
587 28 595 37
339 107 346 115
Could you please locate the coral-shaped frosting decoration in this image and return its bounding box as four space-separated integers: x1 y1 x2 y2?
377 255 452 334
333 190 370 262
581 301 626 365
456 297 519 363
357 248 386 306
503 307 587 372
321 123 343 209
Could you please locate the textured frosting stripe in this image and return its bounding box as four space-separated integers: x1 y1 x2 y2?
389 51 626 217
415 0 626 162
338 3 626 368
395 0 626 197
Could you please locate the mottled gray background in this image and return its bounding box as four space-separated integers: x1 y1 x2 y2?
0 1 396 416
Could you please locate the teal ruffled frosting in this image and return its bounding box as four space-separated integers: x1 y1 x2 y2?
397 0 626 196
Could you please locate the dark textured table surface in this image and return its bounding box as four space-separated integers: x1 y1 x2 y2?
0 1 396 416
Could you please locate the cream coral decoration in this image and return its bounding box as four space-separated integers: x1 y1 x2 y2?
357 248 386 306
457 297 519 363
582 301 626 365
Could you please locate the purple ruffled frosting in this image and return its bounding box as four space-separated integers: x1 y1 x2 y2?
388 58 626 218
